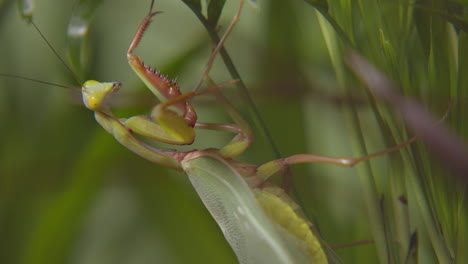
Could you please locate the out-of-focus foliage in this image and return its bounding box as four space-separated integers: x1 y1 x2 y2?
16 0 34 22
67 0 104 79
0 0 466 263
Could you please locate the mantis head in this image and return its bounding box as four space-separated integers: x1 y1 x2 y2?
82 80 121 112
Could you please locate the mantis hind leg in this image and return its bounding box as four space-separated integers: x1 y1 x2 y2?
191 0 245 93
256 136 418 182
257 102 452 183
194 77 253 159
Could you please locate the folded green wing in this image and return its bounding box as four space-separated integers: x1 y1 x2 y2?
182 152 317 264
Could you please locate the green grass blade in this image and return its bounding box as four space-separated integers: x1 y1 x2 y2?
67 0 104 79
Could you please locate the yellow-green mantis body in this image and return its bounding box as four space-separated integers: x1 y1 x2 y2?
80 2 331 262
77 1 422 263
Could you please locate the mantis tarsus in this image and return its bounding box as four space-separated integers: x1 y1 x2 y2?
3 0 425 263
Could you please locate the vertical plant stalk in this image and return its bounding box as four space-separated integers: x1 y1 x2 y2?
314 8 395 264
183 4 283 160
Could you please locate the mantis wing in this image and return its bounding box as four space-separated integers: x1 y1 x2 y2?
182 152 316 264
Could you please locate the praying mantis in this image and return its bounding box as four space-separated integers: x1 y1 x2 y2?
0 0 425 263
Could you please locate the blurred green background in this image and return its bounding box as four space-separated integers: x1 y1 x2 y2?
0 0 466 263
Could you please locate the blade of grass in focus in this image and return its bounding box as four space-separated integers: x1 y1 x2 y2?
307 0 467 263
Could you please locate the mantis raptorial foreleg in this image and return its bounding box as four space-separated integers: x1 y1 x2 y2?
81 0 249 166
121 0 245 148
124 8 198 145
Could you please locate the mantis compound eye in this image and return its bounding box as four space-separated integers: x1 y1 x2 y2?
112 82 121 91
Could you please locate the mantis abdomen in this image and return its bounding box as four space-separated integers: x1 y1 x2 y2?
182 151 329 264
